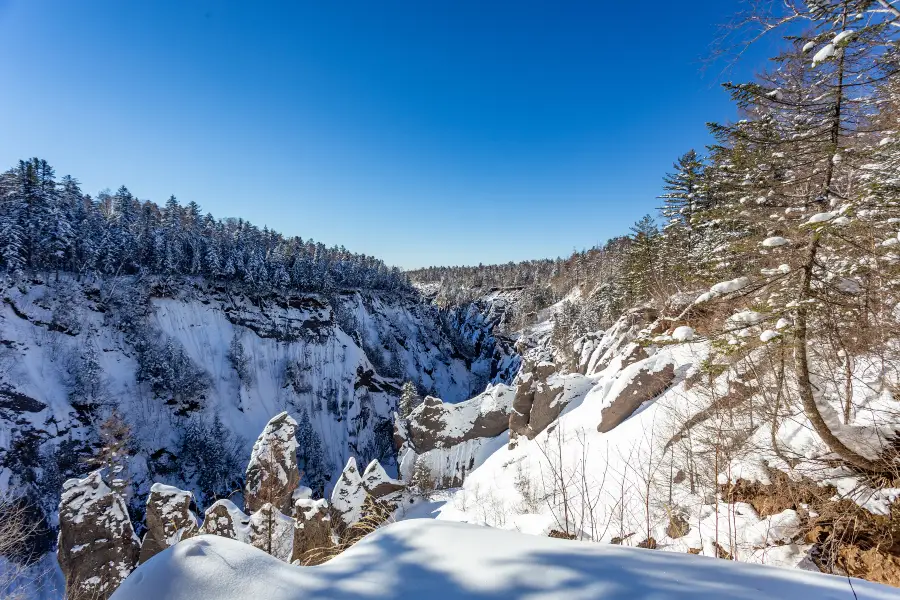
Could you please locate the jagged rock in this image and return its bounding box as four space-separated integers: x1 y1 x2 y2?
291 498 334 565
407 385 514 453
597 361 676 433
330 457 367 529
666 513 690 539
510 360 566 442
245 411 300 514
139 483 199 563
248 503 295 562
200 499 249 542
57 471 141 600
362 459 405 500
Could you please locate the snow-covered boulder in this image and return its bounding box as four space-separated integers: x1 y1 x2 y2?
245 412 300 514
248 503 295 562
291 498 333 565
57 471 141 600
199 499 249 542
329 457 367 529
139 483 199 564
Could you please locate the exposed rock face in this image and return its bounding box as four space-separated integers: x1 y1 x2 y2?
510 361 566 442
406 385 514 453
574 306 660 376
245 411 300 514
362 459 405 500
291 498 334 565
597 360 676 433
248 503 295 562
139 483 199 564
57 471 141 600
329 457 367 529
399 385 514 488
199 499 249 542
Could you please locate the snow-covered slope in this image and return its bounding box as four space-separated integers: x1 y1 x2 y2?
398 305 900 577
111 520 896 600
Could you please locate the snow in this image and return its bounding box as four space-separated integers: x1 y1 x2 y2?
330 457 367 525
671 326 694 342
812 43 835 65
805 211 838 225
111 521 897 600
802 41 815 53
761 236 789 248
760 330 780 342
833 30 855 45
695 277 751 304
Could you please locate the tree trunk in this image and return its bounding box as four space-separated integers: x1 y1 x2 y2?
793 235 885 473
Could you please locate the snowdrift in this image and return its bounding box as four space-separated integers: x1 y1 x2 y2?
111 520 896 600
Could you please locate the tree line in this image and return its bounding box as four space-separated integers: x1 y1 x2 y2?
0 161 412 294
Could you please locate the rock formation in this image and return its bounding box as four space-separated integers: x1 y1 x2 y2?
244 411 300 514
291 498 333 565
57 471 141 600
597 359 676 433
509 361 565 442
199 499 250 542
139 483 199 564
329 457 367 529
248 503 295 562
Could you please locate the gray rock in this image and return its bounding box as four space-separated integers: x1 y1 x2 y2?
291 498 333 565
139 483 199 564
510 361 566 442
199 499 249 542
407 386 513 453
57 471 141 600
245 412 300 514
597 362 676 433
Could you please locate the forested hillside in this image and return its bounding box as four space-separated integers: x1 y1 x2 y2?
0 161 410 293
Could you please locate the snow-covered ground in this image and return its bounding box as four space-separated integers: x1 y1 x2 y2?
111 520 897 600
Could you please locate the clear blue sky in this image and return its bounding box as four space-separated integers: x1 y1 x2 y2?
0 1 778 269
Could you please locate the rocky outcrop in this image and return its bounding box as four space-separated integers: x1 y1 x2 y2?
509 361 566 442
200 499 249 542
57 471 141 600
248 503 295 562
329 457 367 529
291 498 334 565
597 360 676 433
139 483 199 564
245 411 300 514
362 459 405 500
407 385 514 453
575 306 660 376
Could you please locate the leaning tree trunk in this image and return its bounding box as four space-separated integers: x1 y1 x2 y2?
793 235 885 474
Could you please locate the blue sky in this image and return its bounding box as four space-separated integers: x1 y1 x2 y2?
0 1 779 269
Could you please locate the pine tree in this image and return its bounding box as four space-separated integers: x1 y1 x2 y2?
398 381 419 419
